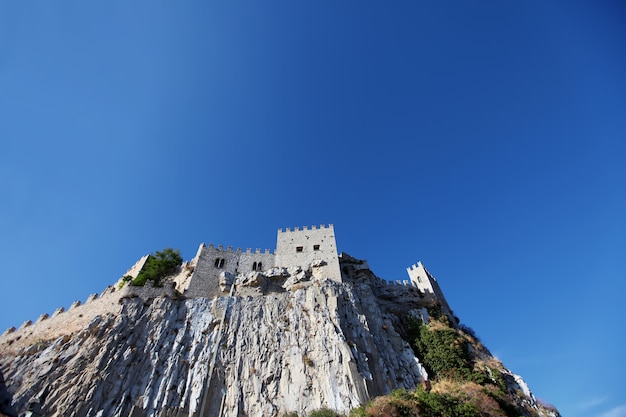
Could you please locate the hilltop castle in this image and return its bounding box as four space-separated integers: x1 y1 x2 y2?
175 224 342 298
121 224 452 315
0 225 559 417
3 225 453 338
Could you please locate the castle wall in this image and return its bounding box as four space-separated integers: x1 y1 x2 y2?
173 244 204 293
275 225 341 282
184 244 275 298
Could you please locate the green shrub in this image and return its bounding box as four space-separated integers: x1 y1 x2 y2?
308 408 343 417
414 388 482 417
132 248 182 287
410 319 473 380
426 304 446 322
348 406 366 417
118 275 133 289
390 388 414 401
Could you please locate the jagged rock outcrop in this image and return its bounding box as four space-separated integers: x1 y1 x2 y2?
0 266 429 417
0 258 558 417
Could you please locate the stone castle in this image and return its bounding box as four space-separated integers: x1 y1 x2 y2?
176 224 343 299
2 224 453 338
139 224 451 312
0 225 558 417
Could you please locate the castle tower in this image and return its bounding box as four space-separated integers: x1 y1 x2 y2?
407 262 453 318
275 224 342 282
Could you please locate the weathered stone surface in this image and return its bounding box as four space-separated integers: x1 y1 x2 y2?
218 271 235 292
0 270 430 417
0 256 552 417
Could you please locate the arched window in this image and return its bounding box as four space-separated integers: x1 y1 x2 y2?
219 259 225 268
214 258 220 268
252 262 257 271
257 262 262 271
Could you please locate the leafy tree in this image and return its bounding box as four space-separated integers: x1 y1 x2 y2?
131 248 182 287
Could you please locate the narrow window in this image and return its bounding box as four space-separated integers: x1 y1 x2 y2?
214 258 220 268
219 259 225 268
252 262 257 271
258 262 262 270
296 246 303 252
313 244 320 251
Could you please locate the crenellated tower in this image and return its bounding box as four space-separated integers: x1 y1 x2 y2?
406 262 454 319
275 224 341 282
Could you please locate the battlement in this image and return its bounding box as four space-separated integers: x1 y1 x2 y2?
406 261 454 320
278 224 334 233
275 224 341 282
206 244 273 254
2 284 128 340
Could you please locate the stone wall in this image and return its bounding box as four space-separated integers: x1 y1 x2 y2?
184 244 275 299
275 224 342 282
1 285 123 352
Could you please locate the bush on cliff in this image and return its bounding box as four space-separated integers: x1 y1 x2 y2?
406 317 474 381
131 248 182 287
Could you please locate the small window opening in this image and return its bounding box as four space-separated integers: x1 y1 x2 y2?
313 244 320 251
252 262 258 271
219 259 225 268
214 258 220 268
258 262 262 270
296 246 303 252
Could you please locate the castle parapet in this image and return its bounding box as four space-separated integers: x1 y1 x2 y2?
100 286 116 298
207 244 273 255
36 313 49 324
2 327 16 337
278 224 333 233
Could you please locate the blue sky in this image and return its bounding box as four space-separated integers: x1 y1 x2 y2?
1 2 624 416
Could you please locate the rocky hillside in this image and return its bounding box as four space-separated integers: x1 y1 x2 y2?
0 258 559 417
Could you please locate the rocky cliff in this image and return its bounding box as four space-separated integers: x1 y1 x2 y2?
0 257 558 417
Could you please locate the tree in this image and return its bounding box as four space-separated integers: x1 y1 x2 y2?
131 248 182 287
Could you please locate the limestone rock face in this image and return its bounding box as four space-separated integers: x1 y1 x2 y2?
0 276 427 417
0 261 555 417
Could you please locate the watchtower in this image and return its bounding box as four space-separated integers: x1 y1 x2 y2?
275 224 342 282
407 262 453 317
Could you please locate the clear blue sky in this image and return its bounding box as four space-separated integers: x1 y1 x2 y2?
1 2 624 416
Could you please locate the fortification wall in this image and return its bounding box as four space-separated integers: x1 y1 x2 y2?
184 244 275 298
1 286 122 352
275 224 341 282
0 279 183 354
